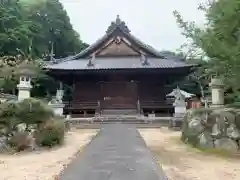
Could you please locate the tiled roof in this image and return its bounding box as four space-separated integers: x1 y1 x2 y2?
47 57 194 70
67 16 166 60
46 16 197 71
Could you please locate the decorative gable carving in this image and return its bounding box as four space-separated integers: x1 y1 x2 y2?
95 37 140 56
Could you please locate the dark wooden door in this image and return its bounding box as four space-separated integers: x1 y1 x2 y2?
101 81 137 109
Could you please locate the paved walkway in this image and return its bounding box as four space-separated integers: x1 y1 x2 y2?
59 124 167 180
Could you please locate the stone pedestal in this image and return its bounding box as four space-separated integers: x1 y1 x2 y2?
148 113 155 118
171 87 187 128
174 106 187 115
171 106 186 128
17 76 32 101
49 103 64 117
209 78 224 107
48 88 65 117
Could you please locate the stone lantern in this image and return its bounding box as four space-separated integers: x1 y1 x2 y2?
17 66 35 101
209 78 224 107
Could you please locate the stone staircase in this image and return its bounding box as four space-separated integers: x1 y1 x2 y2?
96 109 141 123
65 114 173 130
101 109 138 116
63 108 178 129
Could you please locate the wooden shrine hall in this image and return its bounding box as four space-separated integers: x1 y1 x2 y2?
46 16 195 118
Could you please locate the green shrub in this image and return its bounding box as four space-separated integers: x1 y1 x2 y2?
16 98 54 126
181 115 189 141
188 107 215 118
8 132 32 152
182 128 200 147
35 120 65 147
0 102 18 118
0 98 54 132
181 115 200 147
0 102 19 135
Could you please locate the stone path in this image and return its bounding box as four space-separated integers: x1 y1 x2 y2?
59 124 167 180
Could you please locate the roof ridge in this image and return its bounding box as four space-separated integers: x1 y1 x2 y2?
68 15 126 61
68 16 168 60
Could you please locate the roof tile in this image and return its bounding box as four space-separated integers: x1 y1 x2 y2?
47 57 193 70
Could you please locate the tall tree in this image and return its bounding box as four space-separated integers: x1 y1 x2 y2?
0 0 88 58
21 0 88 58
0 0 89 97
0 0 33 56
173 0 240 95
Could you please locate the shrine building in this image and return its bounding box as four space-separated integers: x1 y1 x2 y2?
46 16 195 118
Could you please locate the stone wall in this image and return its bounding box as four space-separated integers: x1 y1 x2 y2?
182 108 240 153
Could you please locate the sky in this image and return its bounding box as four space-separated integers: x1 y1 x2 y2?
60 0 206 51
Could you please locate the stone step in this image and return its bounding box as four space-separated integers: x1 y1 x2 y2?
101 109 138 115
66 122 171 129
65 117 172 126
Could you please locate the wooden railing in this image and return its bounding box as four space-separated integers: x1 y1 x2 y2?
140 100 173 108
63 99 174 111
64 101 99 109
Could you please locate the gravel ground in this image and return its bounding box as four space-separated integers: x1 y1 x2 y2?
0 129 98 180
139 128 240 180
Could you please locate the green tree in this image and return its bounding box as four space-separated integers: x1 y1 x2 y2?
173 0 240 102
0 52 46 95
0 0 33 56
0 0 88 58
0 0 88 97
21 0 88 58
160 49 211 107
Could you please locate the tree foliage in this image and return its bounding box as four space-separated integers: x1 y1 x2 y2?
0 52 46 94
0 0 88 96
21 0 88 58
0 0 88 58
174 0 240 101
0 0 33 56
159 50 208 98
